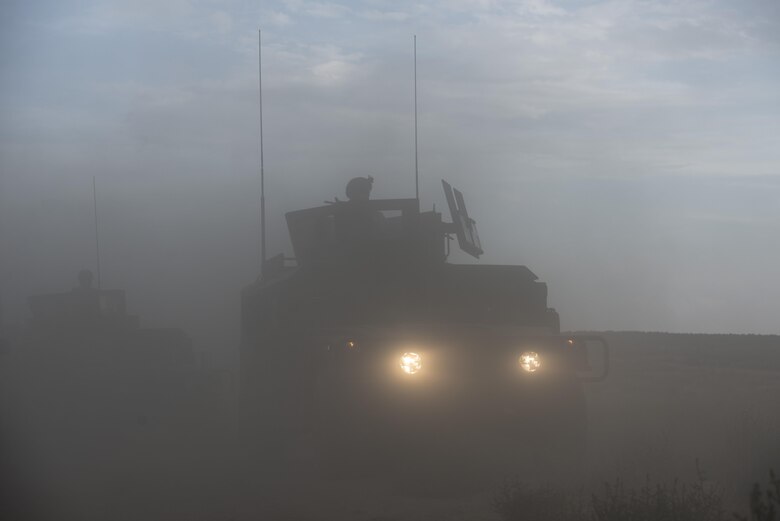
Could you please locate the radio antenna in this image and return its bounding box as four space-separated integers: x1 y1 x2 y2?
92 176 102 288
414 34 419 201
258 28 266 278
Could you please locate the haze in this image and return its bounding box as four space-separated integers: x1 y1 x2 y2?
2 0 779 359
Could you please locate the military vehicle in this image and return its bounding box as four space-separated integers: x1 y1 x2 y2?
240 178 608 483
5 270 227 446
1 271 234 519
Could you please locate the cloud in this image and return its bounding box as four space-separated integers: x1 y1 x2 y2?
49 0 196 34
269 11 292 26
211 11 233 34
312 59 356 85
516 0 567 17
283 0 350 19
361 10 410 22
685 212 778 227
3 0 780 335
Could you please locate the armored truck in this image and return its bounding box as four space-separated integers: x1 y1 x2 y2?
1 271 234 520
240 179 608 483
6 271 221 442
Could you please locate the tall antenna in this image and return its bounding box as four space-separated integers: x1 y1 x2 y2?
259 28 266 278
414 35 419 201
92 176 102 288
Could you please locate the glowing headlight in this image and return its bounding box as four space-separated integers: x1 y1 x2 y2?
519 351 541 373
400 352 422 375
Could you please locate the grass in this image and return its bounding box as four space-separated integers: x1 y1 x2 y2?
735 470 779 521
495 469 780 521
493 480 584 521
589 476 727 521
494 471 729 521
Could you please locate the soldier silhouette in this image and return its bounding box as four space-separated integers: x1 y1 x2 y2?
336 176 386 249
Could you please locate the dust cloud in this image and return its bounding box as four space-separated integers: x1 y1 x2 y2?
2 2 780 519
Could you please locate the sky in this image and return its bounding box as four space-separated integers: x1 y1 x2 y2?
1 0 779 352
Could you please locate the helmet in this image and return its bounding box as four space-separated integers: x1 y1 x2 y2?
345 176 374 201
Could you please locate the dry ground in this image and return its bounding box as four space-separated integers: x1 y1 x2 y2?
235 332 780 520
3 332 779 520
586 333 780 499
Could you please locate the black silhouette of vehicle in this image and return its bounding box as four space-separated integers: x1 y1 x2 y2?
240 179 608 483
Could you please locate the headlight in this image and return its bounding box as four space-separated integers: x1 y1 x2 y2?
519 351 541 373
400 352 422 375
